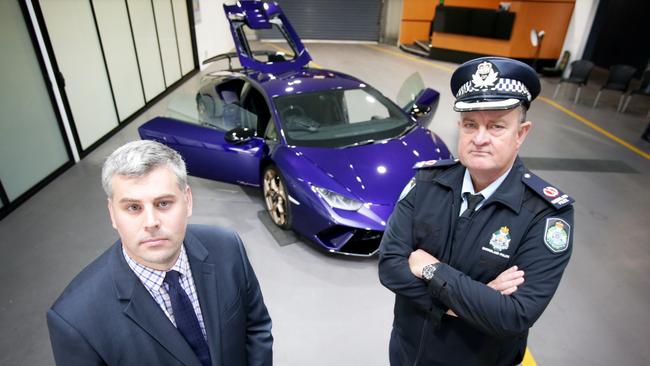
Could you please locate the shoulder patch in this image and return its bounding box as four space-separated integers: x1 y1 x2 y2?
544 218 571 253
398 177 416 201
522 171 574 210
413 158 459 170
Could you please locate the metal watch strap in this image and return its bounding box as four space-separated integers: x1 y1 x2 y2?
422 262 440 282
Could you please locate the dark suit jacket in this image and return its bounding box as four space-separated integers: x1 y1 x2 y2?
47 225 273 366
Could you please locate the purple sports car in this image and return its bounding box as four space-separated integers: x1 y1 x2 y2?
139 0 451 256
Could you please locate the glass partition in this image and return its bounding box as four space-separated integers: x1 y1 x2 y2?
0 0 69 201
153 0 182 86
93 0 145 120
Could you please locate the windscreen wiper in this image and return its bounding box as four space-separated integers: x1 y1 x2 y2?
341 139 376 148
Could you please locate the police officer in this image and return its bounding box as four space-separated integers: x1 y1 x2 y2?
378 57 573 366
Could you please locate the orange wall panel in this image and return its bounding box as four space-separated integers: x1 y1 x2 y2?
399 0 502 44
399 21 432 45
430 33 511 56
402 0 436 21
417 0 575 59
507 2 574 58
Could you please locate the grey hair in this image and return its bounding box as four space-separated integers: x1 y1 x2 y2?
101 140 187 198
519 105 528 123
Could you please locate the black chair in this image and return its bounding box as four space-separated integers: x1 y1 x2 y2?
541 50 571 77
592 64 637 110
621 69 650 118
553 60 594 104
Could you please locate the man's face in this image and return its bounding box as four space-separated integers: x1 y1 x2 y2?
458 107 532 180
107 165 192 271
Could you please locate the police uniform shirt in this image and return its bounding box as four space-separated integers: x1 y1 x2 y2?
459 166 512 215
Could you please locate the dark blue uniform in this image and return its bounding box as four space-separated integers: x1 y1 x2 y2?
379 158 573 366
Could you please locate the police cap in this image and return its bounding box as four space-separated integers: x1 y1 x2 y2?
450 57 540 112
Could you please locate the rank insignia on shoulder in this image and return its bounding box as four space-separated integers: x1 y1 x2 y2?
413 158 459 169
522 171 574 209
544 218 570 253
398 177 416 201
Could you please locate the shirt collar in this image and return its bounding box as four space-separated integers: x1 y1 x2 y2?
122 244 191 292
462 165 513 201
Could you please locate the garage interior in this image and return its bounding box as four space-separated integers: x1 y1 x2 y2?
0 1 649 365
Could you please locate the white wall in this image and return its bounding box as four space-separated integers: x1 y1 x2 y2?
560 0 600 74
381 0 403 46
194 0 234 70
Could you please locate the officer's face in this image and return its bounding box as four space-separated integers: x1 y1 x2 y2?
107 165 192 271
458 107 532 182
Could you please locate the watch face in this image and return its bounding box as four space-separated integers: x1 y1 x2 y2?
422 263 437 280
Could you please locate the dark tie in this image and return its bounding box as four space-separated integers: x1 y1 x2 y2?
164 270 212 366
449 193 486 260
460 193 485 218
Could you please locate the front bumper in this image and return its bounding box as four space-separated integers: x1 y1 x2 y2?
290 194 393 257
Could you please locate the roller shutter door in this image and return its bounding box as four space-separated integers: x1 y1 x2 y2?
268 0 382 42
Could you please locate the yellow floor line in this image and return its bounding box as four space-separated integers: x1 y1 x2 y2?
366 44 649 161
539 97 650 160
522 347 538 366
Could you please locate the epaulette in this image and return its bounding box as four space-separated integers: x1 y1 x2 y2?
413 158 460 169
522 171 574 210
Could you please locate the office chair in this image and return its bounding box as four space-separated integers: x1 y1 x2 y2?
621 69 650 118
592 64 637 110
553 60 594 104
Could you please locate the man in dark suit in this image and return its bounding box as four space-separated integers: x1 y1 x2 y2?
47 140 273 366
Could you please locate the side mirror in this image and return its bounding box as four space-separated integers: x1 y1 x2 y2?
225 127 257 144
406 88 440 126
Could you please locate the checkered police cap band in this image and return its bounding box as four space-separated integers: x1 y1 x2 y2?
456 78 532 101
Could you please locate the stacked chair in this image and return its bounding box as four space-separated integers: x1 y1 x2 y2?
592 64 637 110
621 69 650 118
553 60 594 104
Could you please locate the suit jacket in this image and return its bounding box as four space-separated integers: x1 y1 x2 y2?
47 224 273 366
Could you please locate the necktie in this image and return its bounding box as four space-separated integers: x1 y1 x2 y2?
460 193 485 218
164 270 212 366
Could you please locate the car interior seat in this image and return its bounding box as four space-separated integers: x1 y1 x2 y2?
219 88 242 131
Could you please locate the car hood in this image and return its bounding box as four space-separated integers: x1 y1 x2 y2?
291 127 447 205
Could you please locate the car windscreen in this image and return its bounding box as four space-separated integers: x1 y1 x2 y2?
273 87 415 148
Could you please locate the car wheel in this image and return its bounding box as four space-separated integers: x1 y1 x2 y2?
263 165 292 229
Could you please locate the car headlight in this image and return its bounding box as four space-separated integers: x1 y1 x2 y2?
311 185 363 211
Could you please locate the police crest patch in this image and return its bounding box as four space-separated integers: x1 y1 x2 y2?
489 226 511 251
544 218 570 253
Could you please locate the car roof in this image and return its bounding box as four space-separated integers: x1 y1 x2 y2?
206 67 370 99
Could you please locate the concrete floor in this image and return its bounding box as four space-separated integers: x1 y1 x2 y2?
0 44 649 365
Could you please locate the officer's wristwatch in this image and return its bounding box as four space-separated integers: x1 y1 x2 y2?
421 262 440 282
